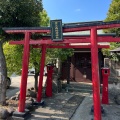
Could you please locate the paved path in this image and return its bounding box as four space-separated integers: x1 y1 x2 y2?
6 76 46 98
29 93 120 120
29 92 89 120
71 95 120 120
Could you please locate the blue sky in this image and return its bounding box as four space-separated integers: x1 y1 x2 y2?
43 0 112 23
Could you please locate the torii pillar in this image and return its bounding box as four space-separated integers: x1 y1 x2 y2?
91 28 101 120
37 44 47 102
18 32 31 112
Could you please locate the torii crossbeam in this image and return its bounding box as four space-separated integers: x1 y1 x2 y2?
3 20 120 120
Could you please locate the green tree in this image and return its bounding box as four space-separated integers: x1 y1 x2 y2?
3 5 74 93
3 43 23 76
4 9 50 92
28 10 50 91
103 0 120 58
0 0 43 105
46 48 74 75
39 9 50 26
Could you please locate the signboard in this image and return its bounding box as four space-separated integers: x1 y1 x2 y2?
50 20 63 41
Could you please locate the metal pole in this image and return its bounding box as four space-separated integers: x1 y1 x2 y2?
37 44 46 102
18 32 30 112
91 28 101 120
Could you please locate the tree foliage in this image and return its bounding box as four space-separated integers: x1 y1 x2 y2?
103 0 120 58
0 0 44 72
39 10 50 26
0 0 43 27
3 9 50 92
47 48 74 62
3 0 74 93
4 7 74 76
3 43 23 76
104 0 120 36
0 0 43 105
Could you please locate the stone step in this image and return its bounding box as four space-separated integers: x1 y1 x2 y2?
62 82 93 93
69 85 92 89
69 83 92 89
67 87 93 93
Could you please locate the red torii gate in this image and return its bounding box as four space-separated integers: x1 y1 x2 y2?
3 20 120 120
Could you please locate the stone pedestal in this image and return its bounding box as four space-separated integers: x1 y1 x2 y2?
12 109 29 120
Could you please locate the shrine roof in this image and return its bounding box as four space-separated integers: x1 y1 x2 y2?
2 20 120 31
